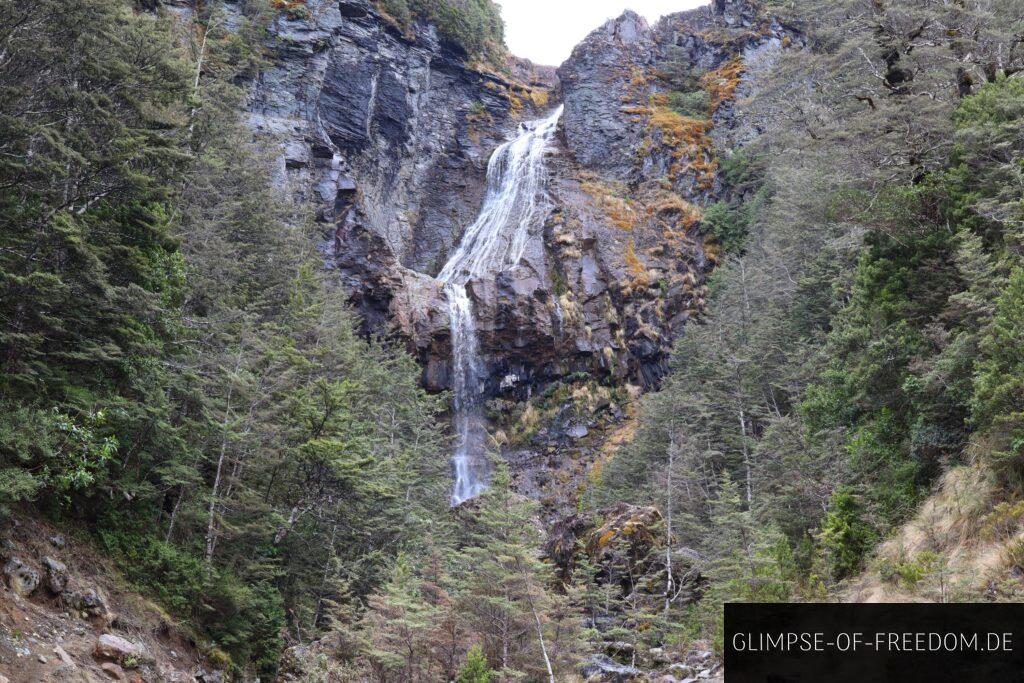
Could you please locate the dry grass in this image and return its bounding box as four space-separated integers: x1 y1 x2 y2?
701 57 744 112
580 174 641 233
844 464 1022 603
651 191 703 230
648 106 718 187
623 239 652 293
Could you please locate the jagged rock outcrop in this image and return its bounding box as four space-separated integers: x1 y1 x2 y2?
247 0 546 333
243 1 800 522
247 0 796 408
558 10 655 178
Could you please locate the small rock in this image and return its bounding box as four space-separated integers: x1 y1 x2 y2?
38 654 48 663
604 640 635 656
0 674 10 683
49 534 67 549
669 663 695 677
3 557 40 596
194 668 225 683
42 555 68 594
94 633 140 662
581 654 641 681
54 644 75 665
75 587 110 620
567 424 589 439
101 661 126 680
648 646 672 664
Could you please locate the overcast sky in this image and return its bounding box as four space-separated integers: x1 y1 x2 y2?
502 1 708 67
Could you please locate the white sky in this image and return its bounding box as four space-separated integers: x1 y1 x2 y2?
502 1 709 67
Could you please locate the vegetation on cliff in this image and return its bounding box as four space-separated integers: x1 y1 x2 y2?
377 0 505 60
597 0 1024 643
3 0 1024 680
0 0 449 675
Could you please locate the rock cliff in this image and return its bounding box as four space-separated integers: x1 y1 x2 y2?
250 0 798 512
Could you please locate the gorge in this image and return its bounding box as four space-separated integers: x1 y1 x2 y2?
2 0 1022 681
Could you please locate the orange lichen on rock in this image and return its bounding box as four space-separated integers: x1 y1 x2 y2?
629 66 650 90
648 106 717 186
703 233 722 265
586 503 662 557
622 105 653 117
688 155 719 190
701 56 744 112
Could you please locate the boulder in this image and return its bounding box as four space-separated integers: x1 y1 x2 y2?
101 662 126 680
194 668 224 683
94 633 141 662
604 641 636 658
75 587 110 620
42 555 68 594
3 556 40 595
581 654 642 681
586 503 663 583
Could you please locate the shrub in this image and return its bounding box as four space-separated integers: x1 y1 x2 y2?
702 202 748 254
410 0 504 59
820 489 876 580
96 512 285 675
379 0 413 29
668 89 711 118
457 645 496 683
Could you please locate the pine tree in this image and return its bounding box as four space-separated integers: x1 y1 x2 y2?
456 645 497 683
452 463 568 680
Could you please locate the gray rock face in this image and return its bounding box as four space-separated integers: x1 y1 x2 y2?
247 0 798 404
558 11 655 178
249 0 521 272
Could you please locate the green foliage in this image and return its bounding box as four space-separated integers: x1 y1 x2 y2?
378 0 506 60
819 489 876 580
700 151 767 255
668 89 711 118
0 1 448 676
457 645 497 683
702 202 749 254
597 1 1024 644
972 267 1024 470
96 511 284 668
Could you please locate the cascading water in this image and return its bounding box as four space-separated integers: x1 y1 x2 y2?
440 105 563 506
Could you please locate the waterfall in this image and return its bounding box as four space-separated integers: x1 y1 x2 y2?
440 105 563 506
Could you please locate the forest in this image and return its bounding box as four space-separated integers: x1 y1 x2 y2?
0 0 1022 681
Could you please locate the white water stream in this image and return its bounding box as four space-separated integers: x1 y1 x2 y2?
440 105 563 506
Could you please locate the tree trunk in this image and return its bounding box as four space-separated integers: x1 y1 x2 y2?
517 557 555 682
665 432 675 616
